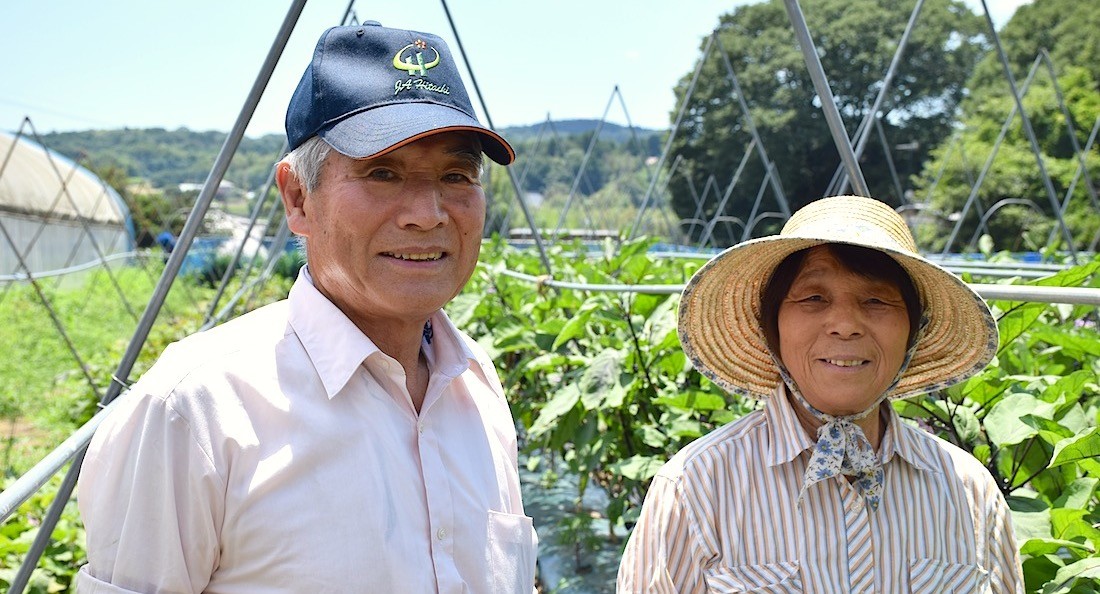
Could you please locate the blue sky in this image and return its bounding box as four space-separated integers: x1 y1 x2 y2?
1 0 1028 138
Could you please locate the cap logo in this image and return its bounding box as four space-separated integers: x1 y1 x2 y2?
391 39 451 97
393 39 439 76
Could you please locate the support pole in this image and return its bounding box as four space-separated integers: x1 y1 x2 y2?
979 0 1077 262
439 0 553 275
5 2 309 589
782 0 871 197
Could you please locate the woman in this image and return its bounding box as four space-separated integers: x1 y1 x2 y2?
617 196 1023 593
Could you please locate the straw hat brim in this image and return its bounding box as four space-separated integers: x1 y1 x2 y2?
678 220 999 401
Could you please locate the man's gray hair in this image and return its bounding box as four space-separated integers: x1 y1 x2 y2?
281 136 332 193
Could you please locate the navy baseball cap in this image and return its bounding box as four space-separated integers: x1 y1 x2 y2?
286 22 514 165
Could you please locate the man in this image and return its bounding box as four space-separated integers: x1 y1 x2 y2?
78 22 537 593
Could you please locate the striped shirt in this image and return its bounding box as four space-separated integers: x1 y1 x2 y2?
617 387 1024 593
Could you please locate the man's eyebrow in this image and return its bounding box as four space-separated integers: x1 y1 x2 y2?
446 145 483 168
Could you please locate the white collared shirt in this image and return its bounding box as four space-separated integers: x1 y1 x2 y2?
617 386 1023 593
78 269 536 593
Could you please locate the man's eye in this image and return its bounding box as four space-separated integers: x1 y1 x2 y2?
366 169 396 180
443 171 476 183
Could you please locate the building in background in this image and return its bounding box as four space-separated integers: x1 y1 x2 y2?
0 131 134 281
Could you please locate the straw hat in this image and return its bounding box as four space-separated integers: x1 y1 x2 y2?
678 195 999 400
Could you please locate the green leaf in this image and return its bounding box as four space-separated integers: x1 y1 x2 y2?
1023 555 1062 594
972 444 991 465
551 300 600 350
1053 478 1099 510
619 253 653 284
996 302 1048 352
535 317 567 337
893 396 935 420
579 348 626 410
1031 327 1100 360
1020 538 1095 557
946 401 981 443
639 424 668 449
655 391 728 412
667 417 705 439
1033 258 1100 289
642 295 680 351
1041 370 1095 404
1051 428 1100 467
1041 557 1100 594
655 349 688 378
1020 414 1076 443
610 454 666 481
492 317 540 353
529 384 581 438
1050 507 1100 549
1079 458 1100 476
522 352 568 372
958 371 1008 408
1007 494 1053 541
978 234 995 257
631 292 665 319
445 292 481 327
986 393 1057 446
610 237 652 268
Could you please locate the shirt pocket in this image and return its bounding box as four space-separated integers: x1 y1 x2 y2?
702 560 802 593
486 509 538 594
908 558 988 594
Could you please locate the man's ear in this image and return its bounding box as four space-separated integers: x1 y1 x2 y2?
276 162 310 237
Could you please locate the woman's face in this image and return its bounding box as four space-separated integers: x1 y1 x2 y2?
777 246 911 415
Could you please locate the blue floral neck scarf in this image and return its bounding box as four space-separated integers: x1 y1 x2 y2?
774 339 919 513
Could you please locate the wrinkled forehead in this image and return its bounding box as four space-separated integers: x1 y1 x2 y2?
792 244 908 289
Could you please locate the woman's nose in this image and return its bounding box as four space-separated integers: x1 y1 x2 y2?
824 301 865 338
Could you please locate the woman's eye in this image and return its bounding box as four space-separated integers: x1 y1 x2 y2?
866 295 902 307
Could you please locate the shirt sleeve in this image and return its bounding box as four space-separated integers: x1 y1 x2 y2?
616 474 707 593
77 389 225 594
984 485 1025 594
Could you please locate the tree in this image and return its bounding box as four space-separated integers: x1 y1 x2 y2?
665 0 987 242
913 0 1100 253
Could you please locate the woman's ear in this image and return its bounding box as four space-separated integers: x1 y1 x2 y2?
276 162 310 237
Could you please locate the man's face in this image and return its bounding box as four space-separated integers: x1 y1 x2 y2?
285 131 485 329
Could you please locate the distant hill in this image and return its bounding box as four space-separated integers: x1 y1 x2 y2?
501 119 663 146
30 121 664 194
35 128 286 192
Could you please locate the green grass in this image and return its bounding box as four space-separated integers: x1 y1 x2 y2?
1 260 218 474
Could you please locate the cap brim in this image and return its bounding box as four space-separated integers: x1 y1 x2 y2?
319 101 514 165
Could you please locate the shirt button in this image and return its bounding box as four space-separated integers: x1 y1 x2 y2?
417 422 425 434
437 528 447 540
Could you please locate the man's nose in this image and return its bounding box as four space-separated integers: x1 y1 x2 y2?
398 179 447 229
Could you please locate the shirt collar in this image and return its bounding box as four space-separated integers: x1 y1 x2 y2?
421 308 480 381
288 267 479 399
879 405 939 474
763 384 938 474
764 386 816 466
